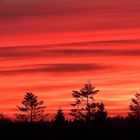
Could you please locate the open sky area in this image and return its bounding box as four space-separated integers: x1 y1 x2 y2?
0 0 140 118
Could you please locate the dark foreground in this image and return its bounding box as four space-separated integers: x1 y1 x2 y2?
0 118 140 140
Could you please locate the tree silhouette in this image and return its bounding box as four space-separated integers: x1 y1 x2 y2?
16 92 47 122
0 114 11 122
15 114 28 122
129 93 140 119
70 82 100 121
94 102 107 120
54 108 65 124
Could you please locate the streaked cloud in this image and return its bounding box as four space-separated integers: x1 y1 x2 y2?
0 0 140 117
0 63 109 75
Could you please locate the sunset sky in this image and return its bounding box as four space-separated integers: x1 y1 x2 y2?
0 0 140 118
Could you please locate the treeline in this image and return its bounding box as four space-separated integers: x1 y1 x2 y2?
0 82 140 139
1 116 140 139
12 82 140 122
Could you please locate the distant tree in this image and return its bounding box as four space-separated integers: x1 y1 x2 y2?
129 93 140 119
54 108 65 124
15 114 28 122
15 92 48 122
94 102 107 120
0 114 11 122
70 82 100 121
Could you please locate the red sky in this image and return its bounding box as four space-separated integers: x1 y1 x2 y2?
0 0 140 118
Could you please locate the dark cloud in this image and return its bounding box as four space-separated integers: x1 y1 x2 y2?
0 63 108 75
51 39 140 46
0 2 92 18
0 0 139 36
0 0 139 19
0 40 140 60
51 49 140 57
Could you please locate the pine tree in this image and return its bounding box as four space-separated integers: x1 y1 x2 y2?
16 92 48 122
70 82 99 121
94 102 107 121
129 93 140 119
54 108 65 124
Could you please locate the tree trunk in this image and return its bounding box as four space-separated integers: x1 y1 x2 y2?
87 95 90 121
30 107 33 123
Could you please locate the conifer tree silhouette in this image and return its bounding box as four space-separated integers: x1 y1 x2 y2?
94 102 107 120
70 82 100 121
16 92 48 122
129 93 140 119
54 108 65 124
